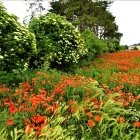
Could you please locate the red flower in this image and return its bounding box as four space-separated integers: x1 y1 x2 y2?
36 71 43 75
117 117 125 123
87 112 93 118
32 114 46 124
6 118 14 125
123 101 129 107
4 98 10 105
133 122 140 128
68 100 75 106
88 120 95 127
70 107 77 113
94 116 101 122
120 92 126 96
41 80 45 85
135 94 140 99
9 105 18 114
24 119 30 125
59 96 63 101
24 125 33 133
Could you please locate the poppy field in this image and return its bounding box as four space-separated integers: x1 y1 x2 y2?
0 51 140 140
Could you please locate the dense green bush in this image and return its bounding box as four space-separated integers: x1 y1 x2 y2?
132 46 139 50
28 13 87 69
107 39 126 52
118 45 126 51
81 29 108 60
106 38 120 52
0 2 36 72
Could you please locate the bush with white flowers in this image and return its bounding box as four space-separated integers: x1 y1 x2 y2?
0 2 36 72
29 13 87 68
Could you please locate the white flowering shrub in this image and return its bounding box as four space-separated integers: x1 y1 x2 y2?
0 2 36 72
29 13 87 68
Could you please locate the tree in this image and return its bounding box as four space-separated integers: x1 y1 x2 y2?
23 0 46 25
50 0 122 40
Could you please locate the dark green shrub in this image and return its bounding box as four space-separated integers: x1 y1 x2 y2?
28 13 87 69
81 29 108 60
106 38 120 52
132 46 139 50
118 45 126 51
0 2 36 72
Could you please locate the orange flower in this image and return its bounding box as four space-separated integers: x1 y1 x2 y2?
117 117 125 123
135 94 140 99
88 120 95 127
24 119 30 125
59 96 63 101
32 114 46 124
6 118 14 125
41 80 45 85
4 98 10 105
133 122 140 128
94 115 101 122
123 101 129 107
120 92 126 96
68 100 74 106
36 71 43 75
87 112 93 118
70 107 77 113
24 125 33 133
9 105 18 114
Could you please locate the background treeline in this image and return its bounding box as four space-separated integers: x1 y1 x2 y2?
0 0 126 72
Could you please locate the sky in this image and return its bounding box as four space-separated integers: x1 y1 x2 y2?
1 0 140 46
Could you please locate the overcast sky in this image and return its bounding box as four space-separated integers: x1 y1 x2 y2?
1 0 140 46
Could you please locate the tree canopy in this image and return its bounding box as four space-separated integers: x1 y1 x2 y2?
50 0 122 40
23 0 46 25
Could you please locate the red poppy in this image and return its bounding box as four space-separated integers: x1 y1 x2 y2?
32 114 46 124
24 119 30 125
117 117 125 123
9 105 18 114
6 118 14 125
59 96 63 101
133 122 140 128
24 125 33 133
4 98 10 105
94 116 101 122
88 120 95 127
41 80 45 85
123 101 129 107
87 112 93 118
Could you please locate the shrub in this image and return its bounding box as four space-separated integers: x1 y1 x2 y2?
28 13 87 69
0 2 36 72
81 29 108 60
106 38 120 52
132 46 139 50
118 45 126 51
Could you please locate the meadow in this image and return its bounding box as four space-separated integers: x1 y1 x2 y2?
0 50 140 140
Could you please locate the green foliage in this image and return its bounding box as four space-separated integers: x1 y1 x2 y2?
118 45 126 51
0 51 140 139
50 0 122 40
23 0 46 25
106 38 120 52
29 13 87 69
0 2 36 72
132 46 139 50
81 29 108 60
